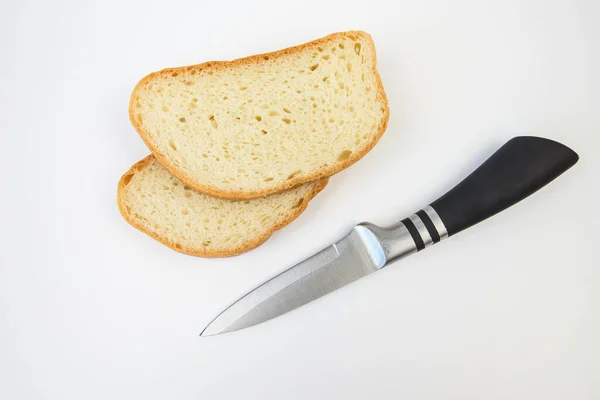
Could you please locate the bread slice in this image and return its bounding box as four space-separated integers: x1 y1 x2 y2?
117 156 328 257
130 31 388 199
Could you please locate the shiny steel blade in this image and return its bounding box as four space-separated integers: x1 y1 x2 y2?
200 225 386 336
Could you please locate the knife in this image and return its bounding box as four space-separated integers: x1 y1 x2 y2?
200 136 578 336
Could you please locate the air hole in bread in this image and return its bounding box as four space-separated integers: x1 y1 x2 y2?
354 43 361 55
322 54 330 60
283 107 292 114
291 198 304 209
309 64 319 71
268 110 279 117
339 43 344 49
255 115 262 121
209 115 218 129
287 170 302 180
264 177 274 182
168 140 177 151
338 150 352 161
282 118 292 124
181 209 189 215
347 62 352 72
179 117 186 122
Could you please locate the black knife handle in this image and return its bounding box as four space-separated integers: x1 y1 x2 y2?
430 136 578 237
362 136 578 263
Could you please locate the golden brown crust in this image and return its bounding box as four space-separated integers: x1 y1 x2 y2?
117 155 328 257
129 31 389 200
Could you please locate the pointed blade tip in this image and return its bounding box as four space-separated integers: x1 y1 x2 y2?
199 323 220 337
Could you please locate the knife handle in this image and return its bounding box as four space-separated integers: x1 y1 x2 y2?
428 136 578 237
366 136 578 264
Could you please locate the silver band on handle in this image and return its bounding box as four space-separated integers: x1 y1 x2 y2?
423 205 448 240
409 214 433 247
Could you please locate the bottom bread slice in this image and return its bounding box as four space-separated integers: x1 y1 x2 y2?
117 155 328 257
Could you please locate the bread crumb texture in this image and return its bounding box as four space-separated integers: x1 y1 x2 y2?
117 156 327 257
130 31 388 199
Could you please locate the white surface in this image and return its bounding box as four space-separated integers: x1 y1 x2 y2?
1 0 599 398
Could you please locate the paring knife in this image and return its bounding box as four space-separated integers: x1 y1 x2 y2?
200 136 578 336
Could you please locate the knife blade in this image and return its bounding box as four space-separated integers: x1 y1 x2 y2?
201 136 578 336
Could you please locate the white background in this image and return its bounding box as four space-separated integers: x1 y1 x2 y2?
1 0 599 398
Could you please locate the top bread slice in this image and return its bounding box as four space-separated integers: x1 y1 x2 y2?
130 31 389 199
